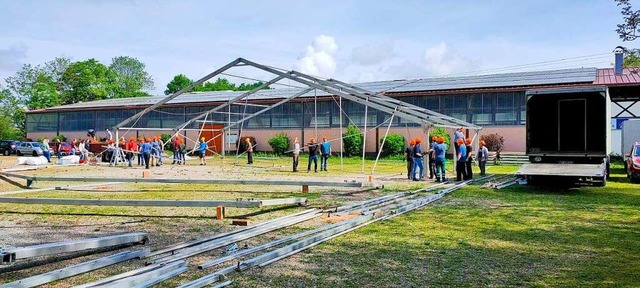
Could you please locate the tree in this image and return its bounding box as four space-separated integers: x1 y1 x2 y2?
195 78 237 92
4 57 70 110
616 0 640 41
165 74 193 95
0 87 24 139
60 59 112 104
108 56 154 98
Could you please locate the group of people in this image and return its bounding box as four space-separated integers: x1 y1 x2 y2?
290 136 331 172
404 128 490 182
118 136 167 169
39 137 91 163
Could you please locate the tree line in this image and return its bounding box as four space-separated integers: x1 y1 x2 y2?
0 56 265 139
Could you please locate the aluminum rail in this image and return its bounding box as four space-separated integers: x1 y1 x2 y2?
0 182 123 196
0 249 149 288
0 197 306 208
176 266 236 288
198 213 358 269
147 211 322 265
1 233 148 264
0 172 363 188
130 265 189 288
94 260 186 288
73 262 177 288
147 209 318 258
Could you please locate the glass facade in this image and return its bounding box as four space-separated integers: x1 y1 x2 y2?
25 91 527 133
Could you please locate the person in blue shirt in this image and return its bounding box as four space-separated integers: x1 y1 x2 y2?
151 136 161 167
319 136 331 171
431 136 448 182
456 138 467 181
141 138 152 169
199 137 207 166
412 138 424 181
454 128 464 154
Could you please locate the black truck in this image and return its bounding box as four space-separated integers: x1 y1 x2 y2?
516 86 610 186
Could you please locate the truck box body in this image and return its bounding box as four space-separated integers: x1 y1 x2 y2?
516 86 610 185
622 119 640 156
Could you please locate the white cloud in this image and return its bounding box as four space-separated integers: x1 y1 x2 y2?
294 35 338 78
351 42 394 66
422 42 478 75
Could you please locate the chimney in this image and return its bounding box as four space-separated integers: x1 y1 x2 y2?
614 46 624 75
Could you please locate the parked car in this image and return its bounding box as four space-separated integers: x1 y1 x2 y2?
624 142 640 183
15 142 44 157
0 140 20 156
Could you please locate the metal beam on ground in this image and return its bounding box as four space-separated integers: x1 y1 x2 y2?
0 197 306 208
0 172 363 188
1 233 148 264
147 211 321 265
147 209 318 258
176 266 236 288
130 265 189 288
0 249 148 288
72 262 174 288
97 260 186 288
0 182 122 196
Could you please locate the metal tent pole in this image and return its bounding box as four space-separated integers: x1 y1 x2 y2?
371 114 395 175
339 95 344 170
362 99 368 173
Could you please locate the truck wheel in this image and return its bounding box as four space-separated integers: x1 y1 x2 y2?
32 151 37 156
3 150 8 156
17 151 22 156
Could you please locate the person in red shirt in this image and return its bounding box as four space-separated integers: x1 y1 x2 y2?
125 137 137 167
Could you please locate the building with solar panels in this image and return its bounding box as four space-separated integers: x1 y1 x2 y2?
24 67 640 154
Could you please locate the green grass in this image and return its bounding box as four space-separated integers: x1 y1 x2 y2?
233 164 640 287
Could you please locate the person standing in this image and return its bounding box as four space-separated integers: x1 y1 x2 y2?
477 140 489 176
319 136 331 171
245 138 254 164
199 137 207 166
141 138 152 169
125 137 136 167
432 137 448 182
157 137 164 166
453 128 464 154
464 138 473 180
151 136 161 166
42 138 51 163
307 138 318 173
456 138 467 181
172 137 180 164
404 139 415 180
412 138 424 181
138 137 145 166
428 136 437 179
178 137 186 165
292 137 300 172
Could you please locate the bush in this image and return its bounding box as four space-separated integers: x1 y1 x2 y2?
268 132 290 155
342 124 363 157
380 133 404 156
52 134 67 142
428 127 451 147
480 133 505 152
161 134 173 150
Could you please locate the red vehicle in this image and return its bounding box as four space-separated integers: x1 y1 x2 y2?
624 142 640 183
53 142 74 156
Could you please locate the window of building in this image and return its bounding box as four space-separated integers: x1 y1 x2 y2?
442 95 468 122
271 102 302 128
495 93 518 125
59 111 95 131
26 113 58 132
469 93 493 125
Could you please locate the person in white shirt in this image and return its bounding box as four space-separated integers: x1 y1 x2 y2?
292 137 300 172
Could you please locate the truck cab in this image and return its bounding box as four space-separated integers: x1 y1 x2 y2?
516 86 610 186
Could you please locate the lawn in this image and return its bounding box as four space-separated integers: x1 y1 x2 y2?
0 159 638 287
234 164 640 287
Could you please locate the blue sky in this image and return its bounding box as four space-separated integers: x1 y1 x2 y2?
0 0 629 95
